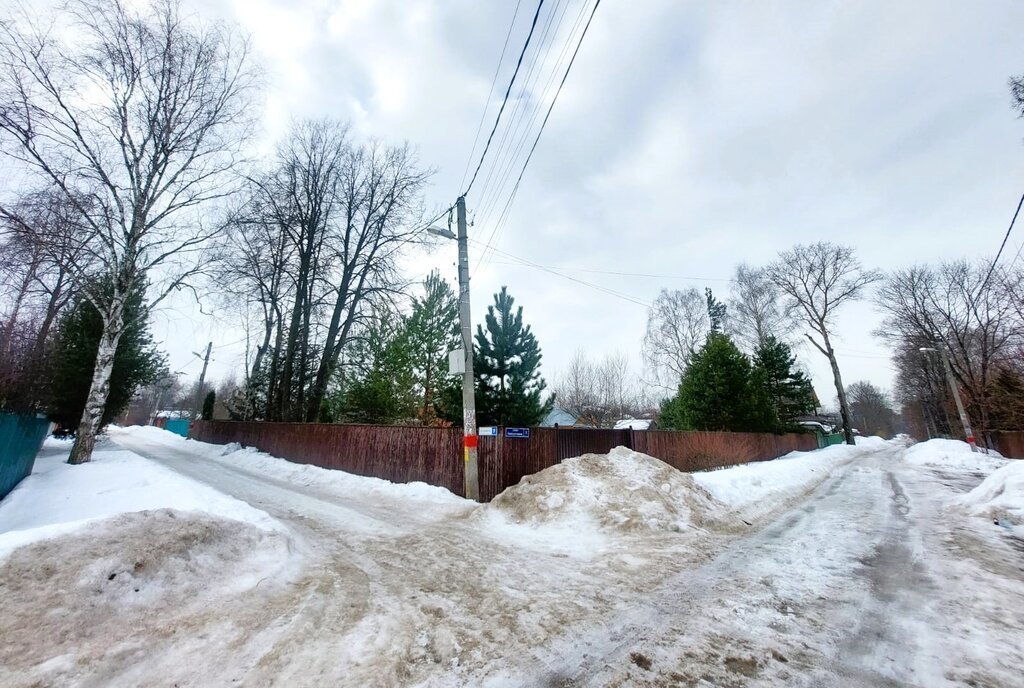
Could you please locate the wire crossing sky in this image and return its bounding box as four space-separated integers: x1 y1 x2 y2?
155 0 1024 405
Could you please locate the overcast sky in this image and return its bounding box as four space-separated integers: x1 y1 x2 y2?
155 0 1024 407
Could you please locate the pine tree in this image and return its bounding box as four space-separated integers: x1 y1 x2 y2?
660 333 773 431
405 270 459 423
705 287 727 334
49 281 166 431
751 335 817 431
333 309 417 424
472 287 552 426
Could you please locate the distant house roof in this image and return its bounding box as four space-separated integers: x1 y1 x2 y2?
797 420 833 434
613 418 655 430
541 404 578 427
155 409 192 420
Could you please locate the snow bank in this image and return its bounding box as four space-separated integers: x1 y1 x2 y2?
0 437 281 558
111 425 469 512
958 460 1024 535
694 440 874 523
0 508 294 687
479 447 740 554
904 438 1008 473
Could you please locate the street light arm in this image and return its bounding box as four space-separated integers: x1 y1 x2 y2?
425 226 457 240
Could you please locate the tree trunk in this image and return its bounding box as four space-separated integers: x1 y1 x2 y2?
0 266 35 363
824 336 856 445
68 314 123 464
306 265 357 422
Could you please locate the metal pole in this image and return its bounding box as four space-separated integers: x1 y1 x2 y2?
192 342 212 422
936 346 978 452
456 196 480 501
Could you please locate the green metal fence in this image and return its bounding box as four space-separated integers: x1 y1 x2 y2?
817 431 846 448
0 413 51 500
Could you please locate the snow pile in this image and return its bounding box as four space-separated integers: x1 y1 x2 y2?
0 437 282 558
855 435 893 449
694 440 872 523
958 460 1024 534
0 509 294 687
483 447 740 540
111 425 469 512
903 438 1008 472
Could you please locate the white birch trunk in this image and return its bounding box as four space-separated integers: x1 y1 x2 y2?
68 309 124 464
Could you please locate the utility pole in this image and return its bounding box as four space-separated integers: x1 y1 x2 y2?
921 345 978 452
456 196 480 500
427 197 480 500
192 342 212 422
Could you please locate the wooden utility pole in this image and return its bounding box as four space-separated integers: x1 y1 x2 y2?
192 342 213 422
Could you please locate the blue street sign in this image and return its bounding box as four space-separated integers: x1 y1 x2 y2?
505 427 530 438
478 426 498 436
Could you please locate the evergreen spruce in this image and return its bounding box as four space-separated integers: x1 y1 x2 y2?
334 309 417 424
472 287 552 426
660 333 774 431
201 390 216 420
705 287 727 334
751 335 817 431
49 282 166 431
405 270 460 423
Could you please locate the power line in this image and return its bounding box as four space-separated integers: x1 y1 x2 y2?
462 0 548 198
486 259 732 282
474 0 593 266
458 0 525 191
476 0 603 271
468 239 651 308
472 0 579 221
468 0 585 227
976 189 1024 298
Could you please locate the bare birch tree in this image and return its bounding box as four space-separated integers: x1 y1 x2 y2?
767 243 881 445
729 263 794 351
554 349 645 427
0 0 257 462
642 288 709 387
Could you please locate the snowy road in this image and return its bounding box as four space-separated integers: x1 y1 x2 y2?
511 445 1024 686
3 432 1022 687
104 434 1024 687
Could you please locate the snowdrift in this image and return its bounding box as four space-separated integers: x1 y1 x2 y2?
0 437 281 558
0 509 294 685
484 447 741 537
112 426 468 512
904 438 1008 473
958 460 1024 534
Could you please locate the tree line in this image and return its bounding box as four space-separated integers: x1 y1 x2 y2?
639 240 1024 447
1 0 1022 464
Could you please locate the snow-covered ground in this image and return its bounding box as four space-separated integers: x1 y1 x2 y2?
0 436 281 558
1 428 1021 687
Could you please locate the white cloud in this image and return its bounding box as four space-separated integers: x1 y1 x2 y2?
160 0 1024 407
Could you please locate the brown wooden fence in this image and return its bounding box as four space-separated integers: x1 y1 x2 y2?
189 421 818 501
991 431 1024 460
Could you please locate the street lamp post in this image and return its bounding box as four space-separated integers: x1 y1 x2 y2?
920 345 978 453
427 196 480 500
